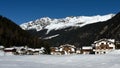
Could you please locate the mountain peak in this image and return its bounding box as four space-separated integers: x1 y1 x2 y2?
20 14 115 34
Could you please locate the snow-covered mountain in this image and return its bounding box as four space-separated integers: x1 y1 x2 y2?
19 12 120 47
20 14 115 34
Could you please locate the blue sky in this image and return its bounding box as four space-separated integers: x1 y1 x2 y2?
0 0 120 25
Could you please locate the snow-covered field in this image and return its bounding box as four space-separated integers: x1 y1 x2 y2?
0 50 120 68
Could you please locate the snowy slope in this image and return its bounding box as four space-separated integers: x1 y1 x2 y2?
0 54 120 68
107 50 120 54
20 14 115 34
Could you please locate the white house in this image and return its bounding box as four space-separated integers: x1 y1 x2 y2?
82 46 93 54
92 39 115 54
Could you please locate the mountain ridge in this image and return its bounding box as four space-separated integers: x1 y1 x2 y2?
22 12 120 48
20 14 115 34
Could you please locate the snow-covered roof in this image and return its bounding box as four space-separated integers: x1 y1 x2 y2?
82 46 93 49
4 48 15 50
94 39 115 44
27 48 35 51
0 46 4 48
60 44 75 48
13 46 28 49
34 48 44 51
27 48 45 51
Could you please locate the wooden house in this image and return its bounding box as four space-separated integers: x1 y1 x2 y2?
92 39 115 54
50 47 61 55
59 44 76 55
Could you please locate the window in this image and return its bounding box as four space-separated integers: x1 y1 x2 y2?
109 43 111 44
103 52 106 54
96 52 99 54
101 43 104 45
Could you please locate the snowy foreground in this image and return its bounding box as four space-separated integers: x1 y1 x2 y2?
0 50 120 68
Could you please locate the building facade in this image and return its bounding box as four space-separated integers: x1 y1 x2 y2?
92 39 115 54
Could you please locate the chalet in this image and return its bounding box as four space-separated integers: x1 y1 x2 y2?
92 39 115 54
14 46 28 55
27 48 34 55
19 48 27 55
50 47 61 55
59 44 76 55
33 48 45 55
39 47 45 54
4 48 17 55
33 49 40 55
27 47 45 55
82 46 93 54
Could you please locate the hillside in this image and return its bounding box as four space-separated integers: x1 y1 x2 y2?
0 15 50 53
22 12 120 48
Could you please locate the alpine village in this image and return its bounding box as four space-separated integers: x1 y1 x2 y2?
0 12 120 56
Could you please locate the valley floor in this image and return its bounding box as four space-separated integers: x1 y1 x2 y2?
0 50 120 68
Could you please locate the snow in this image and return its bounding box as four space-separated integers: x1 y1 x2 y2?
4 48 14 50
0 51 4 56
108 50 120 54
0 46 4 48
82 46 93 49
20 14 115 34
43 34 59 39
0 50 120 68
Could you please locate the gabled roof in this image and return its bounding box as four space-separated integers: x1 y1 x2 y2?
60 44 75 48
94 39 115 44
